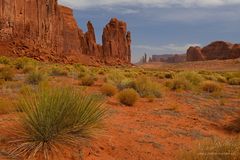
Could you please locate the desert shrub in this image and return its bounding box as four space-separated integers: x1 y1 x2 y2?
155 73 165 79
23 65 35 74
0 56 10 64
164 72 174 79
106 71 126 87
118 89 139 106
178 138 240 160
78 71 87 79
100 83 118 97
177 71 203 86
50 66 68 76
0 67 14 81
201 81 222 93
216 75 227 83
133 78 162 98
228 78 240 85
165 78 191 91
81 75 96 86
98 70 105 75
117 78 135 90
26 70 44 85
14 57 32 69
74 64 88 72
10 87 107 159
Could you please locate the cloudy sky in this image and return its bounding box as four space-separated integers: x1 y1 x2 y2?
59 0 240 62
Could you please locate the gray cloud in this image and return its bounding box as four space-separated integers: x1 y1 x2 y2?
59 0 240 9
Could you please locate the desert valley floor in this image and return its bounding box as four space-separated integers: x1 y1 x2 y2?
0 57 240 160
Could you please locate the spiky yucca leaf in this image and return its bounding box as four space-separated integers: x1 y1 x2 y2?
10 87 107 159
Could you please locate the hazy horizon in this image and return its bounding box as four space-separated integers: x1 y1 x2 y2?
59 0 240 62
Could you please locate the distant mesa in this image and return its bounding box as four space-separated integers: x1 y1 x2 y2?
144 41 240 64
0 0 131 65
149 54 186 63
186 41 240 61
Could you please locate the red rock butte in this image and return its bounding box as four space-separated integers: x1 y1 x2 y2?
187 41 240 61
0 0 131 65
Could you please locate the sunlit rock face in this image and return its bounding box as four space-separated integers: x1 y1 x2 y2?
0 0 131 65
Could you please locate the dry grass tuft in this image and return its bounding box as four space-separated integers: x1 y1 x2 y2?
100 83 118 97
118 88 139 106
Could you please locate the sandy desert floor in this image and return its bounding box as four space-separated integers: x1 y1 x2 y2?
0 58 240 160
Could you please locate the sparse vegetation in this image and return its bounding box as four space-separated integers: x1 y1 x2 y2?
118 88 139 106
26 70 44 85
0 67 14 81
178 138 240 160
165 78 191 91
23 65 35 74
132 77 162 98
177 71 203 86
228 78 240 85
81 75 96 86
14 57 31 69
50 66 68 76
0 56 11 64
201 81 222 93
101 83 118 97
11 87 107 159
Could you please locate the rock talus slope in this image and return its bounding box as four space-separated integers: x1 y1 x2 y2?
0 0 131 65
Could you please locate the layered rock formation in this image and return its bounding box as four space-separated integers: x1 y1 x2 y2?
187 41 240 61
0 0 131 65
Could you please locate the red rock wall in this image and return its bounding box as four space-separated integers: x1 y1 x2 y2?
187 41 240 61
0 0 131 65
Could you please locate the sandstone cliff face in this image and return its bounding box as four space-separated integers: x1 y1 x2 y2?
186 47 204 61
102 18 131 64
187 41 240 61
0 0 131 65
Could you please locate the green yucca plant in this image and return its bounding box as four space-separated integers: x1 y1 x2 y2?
10 87 107 159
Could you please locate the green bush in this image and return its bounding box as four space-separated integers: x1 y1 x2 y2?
11 87 107 159
26 70 44 85
100 83 118 97
118 89 139 106
178 138 240 160
0 56 11 64
133 78 162 98
0 67 14 81
228 78 240 85
201 81 222 93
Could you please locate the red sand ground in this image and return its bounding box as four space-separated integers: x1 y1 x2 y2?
0 60 240 160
